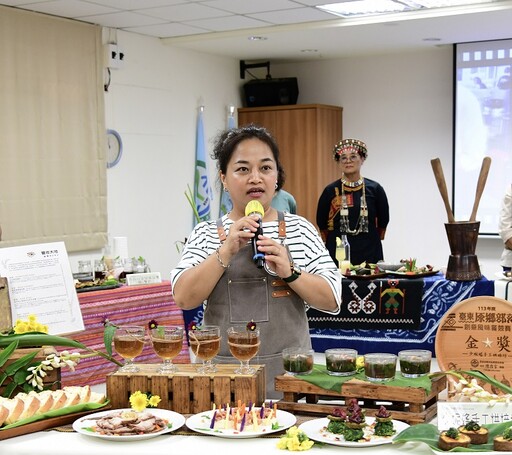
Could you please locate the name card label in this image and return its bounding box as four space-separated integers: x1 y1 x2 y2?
438 401 512 430
126 272 162 286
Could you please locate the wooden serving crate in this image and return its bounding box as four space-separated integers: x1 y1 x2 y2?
275 375 447 425
106 363 266 414
1 347 61 396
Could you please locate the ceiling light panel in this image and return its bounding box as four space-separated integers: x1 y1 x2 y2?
316 0 414 17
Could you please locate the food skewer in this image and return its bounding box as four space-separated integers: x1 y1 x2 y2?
430 158 456 223
469 156 491 222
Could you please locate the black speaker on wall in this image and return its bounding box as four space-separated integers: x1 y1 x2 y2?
243 78 299 107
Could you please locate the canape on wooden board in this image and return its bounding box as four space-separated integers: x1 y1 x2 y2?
458 420 489 444
438 427 471 450
494 426 512 451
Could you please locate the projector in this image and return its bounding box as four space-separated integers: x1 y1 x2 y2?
243 78 299 107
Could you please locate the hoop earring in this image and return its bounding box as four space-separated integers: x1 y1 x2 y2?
275 182 278 190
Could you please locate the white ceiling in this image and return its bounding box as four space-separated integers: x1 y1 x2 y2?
1 0 512 62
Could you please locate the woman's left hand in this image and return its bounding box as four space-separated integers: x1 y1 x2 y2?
256 235 292 278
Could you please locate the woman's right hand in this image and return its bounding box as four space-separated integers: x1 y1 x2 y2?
221 214 261 259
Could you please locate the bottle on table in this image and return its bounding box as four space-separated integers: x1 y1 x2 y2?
336 234 351 274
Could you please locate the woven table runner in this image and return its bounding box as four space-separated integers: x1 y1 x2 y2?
308 277 423 329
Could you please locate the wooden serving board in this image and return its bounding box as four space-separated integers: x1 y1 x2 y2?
435 296 512 393
0 405 110 440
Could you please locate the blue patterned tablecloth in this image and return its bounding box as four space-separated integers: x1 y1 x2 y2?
309 274 494 356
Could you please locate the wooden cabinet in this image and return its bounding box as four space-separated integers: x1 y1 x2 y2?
238 104 343 227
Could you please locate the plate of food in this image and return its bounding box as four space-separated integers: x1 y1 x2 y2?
185 405 296 439
386 269 439 278
72 408 185 441
299 415 409 447
342 272 388 280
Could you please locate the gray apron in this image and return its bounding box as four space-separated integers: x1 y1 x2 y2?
204 212 311 399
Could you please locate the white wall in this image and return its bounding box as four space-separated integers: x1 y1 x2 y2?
70 31 242 277
71 33 503 280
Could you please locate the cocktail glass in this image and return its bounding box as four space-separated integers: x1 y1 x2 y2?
227 325 260 375
150 326 184 374
113 325 145 373
188 325 221 374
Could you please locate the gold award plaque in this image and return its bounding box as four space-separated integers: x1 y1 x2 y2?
436 296 512 391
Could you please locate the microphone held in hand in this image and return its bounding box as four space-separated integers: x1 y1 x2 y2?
245 201 265 268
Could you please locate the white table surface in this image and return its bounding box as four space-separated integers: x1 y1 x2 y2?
2 431 438 455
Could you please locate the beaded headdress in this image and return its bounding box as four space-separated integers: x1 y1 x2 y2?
333 138 368 161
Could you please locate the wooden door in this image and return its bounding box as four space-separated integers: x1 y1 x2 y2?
238 104 342 227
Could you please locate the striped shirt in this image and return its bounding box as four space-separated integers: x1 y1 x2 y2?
171 213 341 313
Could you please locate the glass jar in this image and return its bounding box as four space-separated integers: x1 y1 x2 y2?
398 349 432 378
282 347 314 376
364 353 397 382
325 348 358 376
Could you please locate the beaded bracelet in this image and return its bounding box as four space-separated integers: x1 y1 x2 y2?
215 247 229 269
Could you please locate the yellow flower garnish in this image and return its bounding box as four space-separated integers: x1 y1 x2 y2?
128 391 161 412
148 395 161 407
356 356 365 369
129 391 149 412
277 426 314 451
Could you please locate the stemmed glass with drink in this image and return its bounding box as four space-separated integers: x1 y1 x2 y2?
113 325 145 373
150 326 184 374
188 325 221 374
227 325 260 375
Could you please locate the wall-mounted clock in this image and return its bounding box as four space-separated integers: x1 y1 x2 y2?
106 129 123 168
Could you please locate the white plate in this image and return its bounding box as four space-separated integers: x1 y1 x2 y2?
72 408 186 441
495 271 512 281
299 416 409 447
185 408 296 439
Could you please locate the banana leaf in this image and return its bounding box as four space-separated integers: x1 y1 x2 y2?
0 400 110 430
0 341 19 368
393 421 512 452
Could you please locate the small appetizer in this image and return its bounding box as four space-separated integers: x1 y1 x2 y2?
344 405 366 442
326 407 347 435
438 427 471 451
494 425 512 451
374 405 395 437
458 420 488 444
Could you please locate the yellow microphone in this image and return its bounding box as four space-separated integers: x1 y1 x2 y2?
245 201 265 268
245 200 264 218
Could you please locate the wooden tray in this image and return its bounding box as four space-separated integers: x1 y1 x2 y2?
0 404 110 440
275 375 446 425
435 295 512 393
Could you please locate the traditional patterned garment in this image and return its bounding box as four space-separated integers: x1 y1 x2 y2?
316 177 389 265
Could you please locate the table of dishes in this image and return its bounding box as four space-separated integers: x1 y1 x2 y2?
61 281 190 386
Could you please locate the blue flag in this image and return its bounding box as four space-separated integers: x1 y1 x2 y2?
219 110 236 216
194 108 213 224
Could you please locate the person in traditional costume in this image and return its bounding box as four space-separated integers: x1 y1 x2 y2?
171 125 341 399
316 138 389 266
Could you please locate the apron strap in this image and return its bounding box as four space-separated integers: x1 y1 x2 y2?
278 211 286 241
